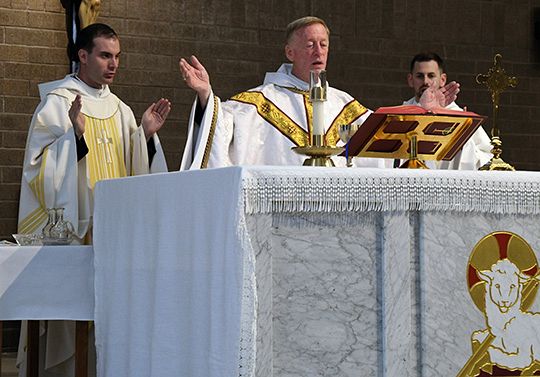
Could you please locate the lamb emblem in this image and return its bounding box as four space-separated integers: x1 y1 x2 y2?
459 231 540 376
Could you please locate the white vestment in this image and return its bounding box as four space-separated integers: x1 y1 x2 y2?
402 97 492 170
180 63 391 169
17 74 168 376
19 74 167 240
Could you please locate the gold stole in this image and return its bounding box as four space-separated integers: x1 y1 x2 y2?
230 88 369 147
83 112 127 189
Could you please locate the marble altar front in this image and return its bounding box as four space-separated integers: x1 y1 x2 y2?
91 167 540 377
240 168 540 377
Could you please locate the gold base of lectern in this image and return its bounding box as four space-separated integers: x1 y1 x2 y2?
400 158 429 169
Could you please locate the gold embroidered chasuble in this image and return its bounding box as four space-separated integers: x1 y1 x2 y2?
230 88 369 148
180 63 390 170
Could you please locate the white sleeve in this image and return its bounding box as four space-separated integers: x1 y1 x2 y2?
180 91 234 170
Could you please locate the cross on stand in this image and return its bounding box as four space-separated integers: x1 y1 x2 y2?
475 54 517 171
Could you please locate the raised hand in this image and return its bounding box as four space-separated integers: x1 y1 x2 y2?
418 87 444 111
179 55 211 108
69 95 85 139
419 81 460 111
141 98 171 140
440 81 460 107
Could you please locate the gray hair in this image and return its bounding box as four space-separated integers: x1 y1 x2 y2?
285 16 330 43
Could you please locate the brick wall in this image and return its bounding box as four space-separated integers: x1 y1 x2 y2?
1 0 540 239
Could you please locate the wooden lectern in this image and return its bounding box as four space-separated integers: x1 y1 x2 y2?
344 105 486 168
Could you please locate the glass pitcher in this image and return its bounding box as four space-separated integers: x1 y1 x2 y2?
50 208 74 242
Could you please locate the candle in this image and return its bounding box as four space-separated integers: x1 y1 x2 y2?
312 100 325 135
309 70 327 137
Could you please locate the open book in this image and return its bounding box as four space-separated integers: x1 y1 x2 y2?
375 105 480 117
345 105 486 161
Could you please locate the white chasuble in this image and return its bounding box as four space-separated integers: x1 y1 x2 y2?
18 74 167 240
180 63 392 170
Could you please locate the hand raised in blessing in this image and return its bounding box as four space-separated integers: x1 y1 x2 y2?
179 55 211 108
69 95 85 139
142 98 171 141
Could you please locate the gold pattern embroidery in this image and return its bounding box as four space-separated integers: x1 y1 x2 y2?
201 95 219 169
328 100 368 146
231 91 309 147
18 149 49 233
281 87 314 136
96 128 113 164
230 89 368 148
282 88 368 146
18 206 47 234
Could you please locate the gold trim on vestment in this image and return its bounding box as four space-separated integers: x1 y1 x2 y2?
281 87 314 137
231 91 309 147
280 88 368 146
328 100 369 146
201 96 219 169
18 206 47 234
232 88 368 148
18 149 49 233
84 112 126 189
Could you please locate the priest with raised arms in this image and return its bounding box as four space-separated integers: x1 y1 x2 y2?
18 23 170 243
17 22 170 377
178 16 460 170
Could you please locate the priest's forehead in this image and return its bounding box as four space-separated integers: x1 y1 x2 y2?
285 16 330 44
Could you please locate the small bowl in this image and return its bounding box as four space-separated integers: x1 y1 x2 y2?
12 234 42 246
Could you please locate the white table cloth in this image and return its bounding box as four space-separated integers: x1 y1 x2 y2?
93 169 252 377
0 245 93 320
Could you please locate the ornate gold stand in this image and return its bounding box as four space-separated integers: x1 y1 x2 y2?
292 135 344 167
400 134 428 169
478 136 515 171
476 54 517 171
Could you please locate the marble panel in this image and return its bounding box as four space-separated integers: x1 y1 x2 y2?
248 211 414 376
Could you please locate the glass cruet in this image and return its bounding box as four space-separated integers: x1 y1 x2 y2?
50 207 74 242
42 208 57 238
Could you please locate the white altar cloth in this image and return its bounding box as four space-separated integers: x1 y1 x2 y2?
93 169 253 377
0 245 93 320
91 166 540 377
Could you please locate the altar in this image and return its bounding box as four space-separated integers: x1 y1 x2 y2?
90 166 540 377
2 167 540 377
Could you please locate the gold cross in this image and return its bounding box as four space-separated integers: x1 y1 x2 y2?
96 128 113 164
476 54 518 106
476 54 518 139
475 54 517 170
